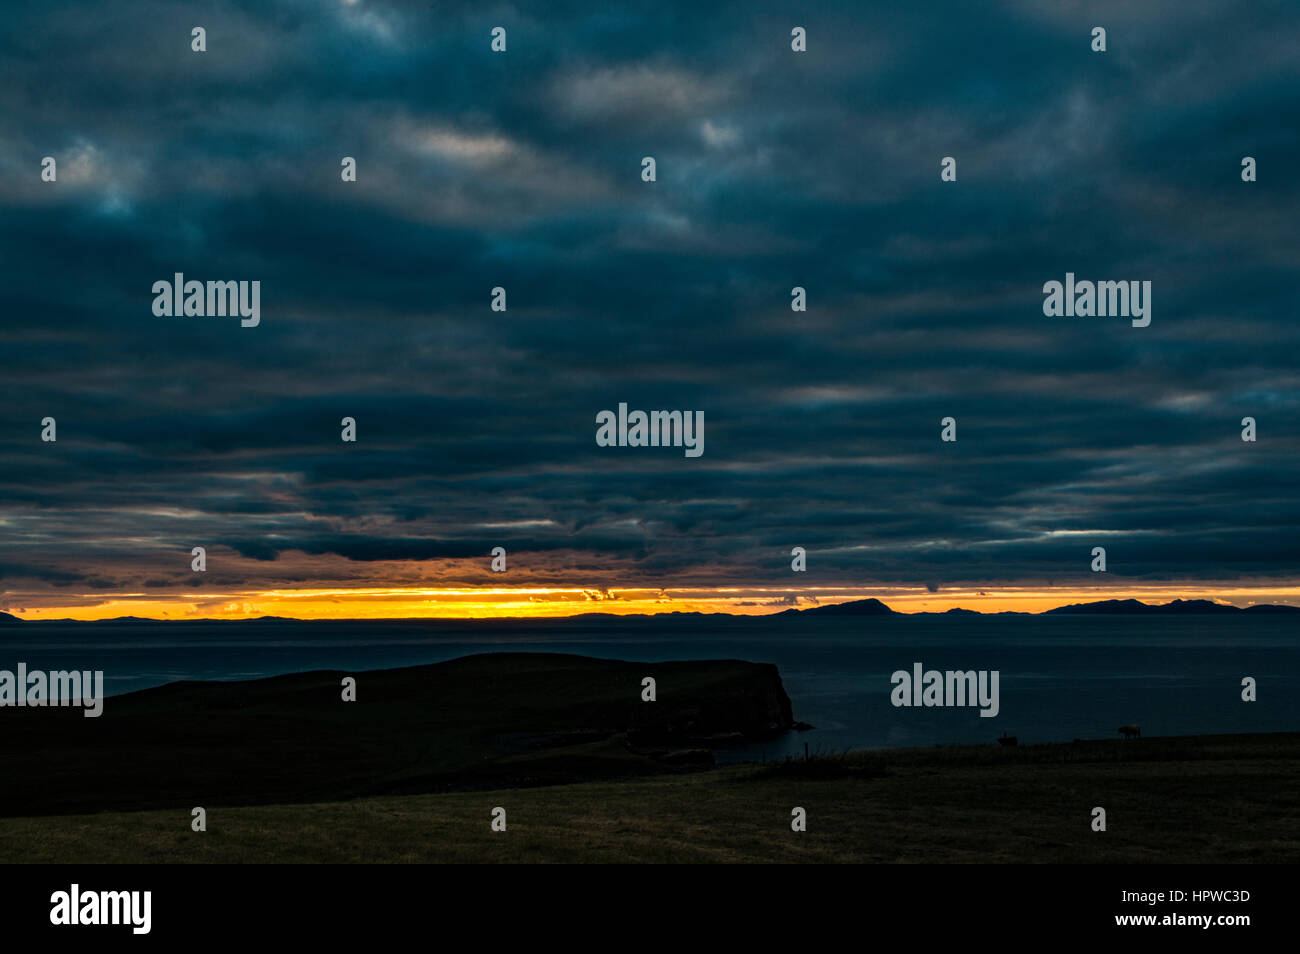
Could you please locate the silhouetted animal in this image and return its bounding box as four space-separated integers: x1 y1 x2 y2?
997 734 1017 747
1118 724 1141 738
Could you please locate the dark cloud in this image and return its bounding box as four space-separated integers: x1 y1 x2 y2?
2 0 1299 601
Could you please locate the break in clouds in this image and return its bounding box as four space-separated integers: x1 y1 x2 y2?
2 0 1299 606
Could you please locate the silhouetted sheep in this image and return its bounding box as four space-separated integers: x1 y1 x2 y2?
1118 724 1141 738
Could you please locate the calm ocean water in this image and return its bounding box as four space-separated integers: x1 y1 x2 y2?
3 615 1296 761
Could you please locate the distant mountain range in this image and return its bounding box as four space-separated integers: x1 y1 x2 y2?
779 597 1300 617
775 598 1016 617
1042 598 1300 615
3 598 1298 624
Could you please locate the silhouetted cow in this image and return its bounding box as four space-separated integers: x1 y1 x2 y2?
997 734 1017 747
1118 724 1141 738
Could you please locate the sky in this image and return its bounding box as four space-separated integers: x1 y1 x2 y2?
2 0 1299 620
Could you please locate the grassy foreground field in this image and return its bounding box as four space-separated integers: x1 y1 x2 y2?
4 733 1296 863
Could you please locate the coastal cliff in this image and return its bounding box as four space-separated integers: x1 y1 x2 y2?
0 652 796 817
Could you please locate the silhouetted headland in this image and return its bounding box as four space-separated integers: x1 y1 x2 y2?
0 653 795 818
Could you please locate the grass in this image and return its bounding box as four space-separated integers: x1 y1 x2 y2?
4 733 1296 863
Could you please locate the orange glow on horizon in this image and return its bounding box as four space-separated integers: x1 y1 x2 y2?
7 584 1300 621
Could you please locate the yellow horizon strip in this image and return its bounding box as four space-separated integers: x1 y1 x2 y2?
7 584 1300 621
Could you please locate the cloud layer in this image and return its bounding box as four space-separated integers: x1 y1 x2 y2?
2 0 1298 610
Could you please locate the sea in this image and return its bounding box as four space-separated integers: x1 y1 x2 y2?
2 614 1295 762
